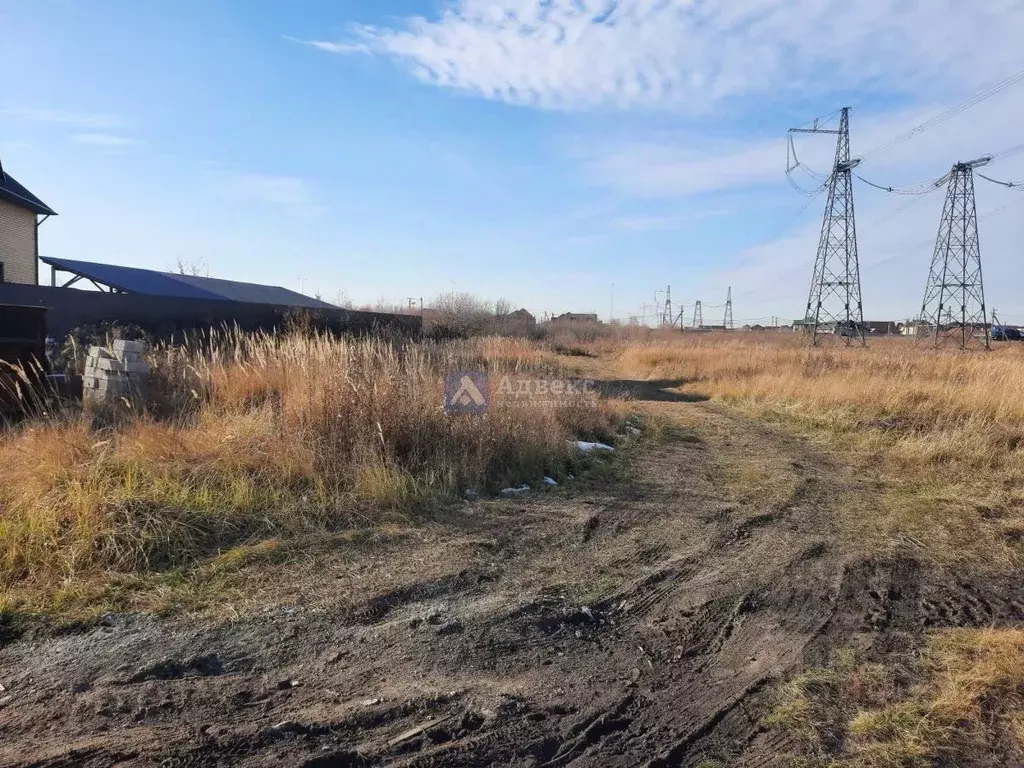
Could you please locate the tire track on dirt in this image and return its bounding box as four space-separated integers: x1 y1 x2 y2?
0 387 959 767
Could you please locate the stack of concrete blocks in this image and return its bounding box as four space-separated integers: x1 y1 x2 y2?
83 339 150 411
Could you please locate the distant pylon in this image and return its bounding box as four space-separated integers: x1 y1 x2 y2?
724 287 734 330
918 156 992 350
792 107 865 346
692 300 703 329
661 285 673 326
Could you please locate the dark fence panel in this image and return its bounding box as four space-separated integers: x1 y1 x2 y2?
0 285 422 340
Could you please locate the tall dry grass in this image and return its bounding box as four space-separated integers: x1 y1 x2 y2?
0 330 621 591
615 332 1024 567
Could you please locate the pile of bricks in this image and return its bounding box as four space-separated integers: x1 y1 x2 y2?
82 339 150 409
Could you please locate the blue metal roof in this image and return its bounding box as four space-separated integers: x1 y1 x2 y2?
0 171 57 216
40 257 337 309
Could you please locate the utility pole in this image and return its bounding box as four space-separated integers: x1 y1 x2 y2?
791 107 865 346
692 300 703 329
723 287 734 330
919 156 992 350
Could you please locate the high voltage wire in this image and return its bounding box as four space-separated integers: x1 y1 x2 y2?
858 66 1024 164
977 172 1024 189
739 165 1013 305
861 194 1024 272
979 194 1024 221
854 172 949 195
853 139 1024 196
991 143 1024 162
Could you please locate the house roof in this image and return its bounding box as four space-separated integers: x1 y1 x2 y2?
0 169 57 216
40 256 337 309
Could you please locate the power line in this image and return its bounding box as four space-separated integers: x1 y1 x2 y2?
854 172 950 195
859 66 1024 164
991 143 1024 162
977 172 1024 189
863 193 1024 272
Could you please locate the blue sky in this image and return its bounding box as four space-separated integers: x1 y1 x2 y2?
2 0 1024 324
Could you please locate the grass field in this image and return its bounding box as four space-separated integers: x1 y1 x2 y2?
0 330 622 613
614 331 1024 569
608 329 1024 766
3 326 1023 764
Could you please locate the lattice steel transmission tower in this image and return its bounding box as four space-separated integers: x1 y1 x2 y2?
661 285 673 327
692 300 703 329
918 156 991 350
791 107 865 346
723 287 734 330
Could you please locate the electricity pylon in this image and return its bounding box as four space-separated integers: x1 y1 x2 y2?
661 285 673 326
723 287 734 330
918 156 991 350
791 107 865 346
692 300 703 329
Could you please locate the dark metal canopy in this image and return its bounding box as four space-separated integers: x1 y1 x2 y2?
40 256 336 310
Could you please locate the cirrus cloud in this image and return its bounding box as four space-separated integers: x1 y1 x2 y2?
302 0 1024 111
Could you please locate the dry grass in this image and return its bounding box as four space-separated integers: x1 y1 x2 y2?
0 330 622 606
610 331 1024 765
770 630 1024 766
613 331 1024 568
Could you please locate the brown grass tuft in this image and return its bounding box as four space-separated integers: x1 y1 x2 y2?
770 630 1024 766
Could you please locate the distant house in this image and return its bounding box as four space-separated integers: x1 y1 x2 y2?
865 320 901 335
552 312 599 324
507 308 536 326
0 162 57 285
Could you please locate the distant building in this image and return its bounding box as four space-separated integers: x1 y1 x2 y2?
865 320 901 335
552 312 599 324
0 162 57 285
507 308 536 326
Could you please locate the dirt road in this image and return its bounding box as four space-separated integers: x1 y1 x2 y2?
3 379 1022 767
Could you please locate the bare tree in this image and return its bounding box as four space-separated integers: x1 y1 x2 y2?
175 259 208 277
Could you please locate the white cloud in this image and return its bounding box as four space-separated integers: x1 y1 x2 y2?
71 133 140 147
4 107 122 128
578 90 1024 199
311 0 1024 111
284 35 369 55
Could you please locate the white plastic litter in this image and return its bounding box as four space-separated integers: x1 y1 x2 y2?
543 477 558 486
500 485 531 497
575 441 615 453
